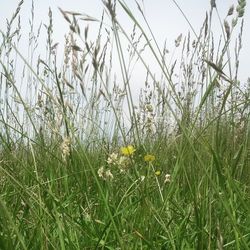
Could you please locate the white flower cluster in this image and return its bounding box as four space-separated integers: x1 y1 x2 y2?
97 166 114 181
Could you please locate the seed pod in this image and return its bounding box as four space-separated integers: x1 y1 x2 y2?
224 20 230 40
227 5 234 16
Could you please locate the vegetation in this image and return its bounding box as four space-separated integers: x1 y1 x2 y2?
0 0 250 249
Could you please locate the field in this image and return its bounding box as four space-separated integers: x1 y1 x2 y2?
0 0 250 249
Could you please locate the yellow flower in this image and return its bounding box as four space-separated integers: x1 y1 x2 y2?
144 154 156 162
155 170 161 176
120 145 136 156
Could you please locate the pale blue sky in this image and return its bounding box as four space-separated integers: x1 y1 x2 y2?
1 0 249 85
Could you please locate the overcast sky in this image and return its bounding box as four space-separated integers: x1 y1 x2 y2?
1 0 249 85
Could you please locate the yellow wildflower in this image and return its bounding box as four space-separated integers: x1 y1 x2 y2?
144 154 156 162
155 170 161 176
120 145 136 156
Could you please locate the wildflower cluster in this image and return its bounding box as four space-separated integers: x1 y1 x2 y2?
97 166 114 181
106 152 129 172
97 145 171 185
97 145 136 181
143 153 171 184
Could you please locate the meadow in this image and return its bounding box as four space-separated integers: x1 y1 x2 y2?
0 0 250 249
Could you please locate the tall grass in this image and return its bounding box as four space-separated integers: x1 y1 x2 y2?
0 0 250 249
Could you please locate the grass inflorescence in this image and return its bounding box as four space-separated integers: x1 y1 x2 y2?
0 0 250 249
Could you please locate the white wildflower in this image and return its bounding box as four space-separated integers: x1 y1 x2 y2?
140 175 145 182
105 170 114 180
118 156 130 172
107 152 118 165
98 166 105 178
118 156 127 166
98 166 113 181
164 174 171 183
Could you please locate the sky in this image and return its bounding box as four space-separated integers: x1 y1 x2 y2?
0 0 249 88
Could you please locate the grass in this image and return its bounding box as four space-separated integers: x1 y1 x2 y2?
0 0 250 249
